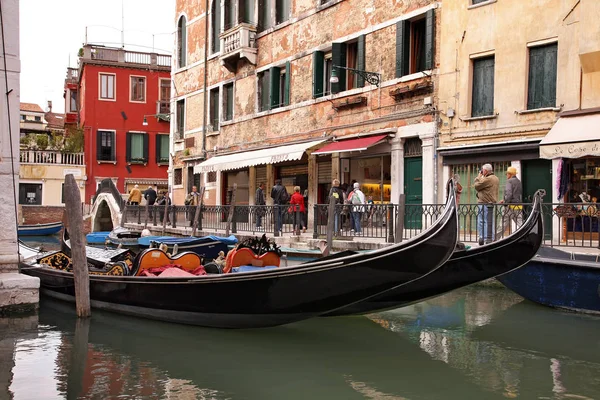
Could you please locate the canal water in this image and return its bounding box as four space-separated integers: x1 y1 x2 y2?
2 285 600 399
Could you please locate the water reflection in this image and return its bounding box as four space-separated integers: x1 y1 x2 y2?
18 235 61 252
3 286 600 399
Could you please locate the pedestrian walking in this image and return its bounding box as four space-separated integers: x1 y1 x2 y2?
349 182 366 234
128 184 142 205
270 179 289 233
328 179 345 235
255 182 266 230
474 163 499 245
289 186 306 233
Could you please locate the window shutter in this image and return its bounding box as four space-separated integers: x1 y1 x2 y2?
155 134 161 164
331 42 347 94
126 132 132 162
143 133 149 162
424 9 435 71
357 35 366 87
96 131 103 161
260 70 271 111
284 61 291 106
312 51 324 98
110 132 116 161
395 20 410 78
472 57 495 117
528 44 557 110
269 66 281 108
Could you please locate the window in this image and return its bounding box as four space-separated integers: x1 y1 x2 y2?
130 76 146 102
259 0 287 31
34 116 41 122
258 62 290 111
19 183 42 205
317 36 366 95
99 73 115 100
174 168 183 185
259 0 273 31
96 130 115 162
313 51 333 98
156 134 170 164
69 90 78 112
527 43 558 110
276 0 290 24
345 42 359 90
176 99 185 139
159 79 171 114
126 132 148 164
20 115 25 121
472 0 490 4
211 0 221 53
396 10 435 78
209 88 220 131
471 56 495 117
224 83 234 121
177 15 187 68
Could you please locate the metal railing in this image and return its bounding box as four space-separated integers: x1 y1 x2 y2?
20 150 84 166
120 202 600 249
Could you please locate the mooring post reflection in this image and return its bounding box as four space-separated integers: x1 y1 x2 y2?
66 318 89 400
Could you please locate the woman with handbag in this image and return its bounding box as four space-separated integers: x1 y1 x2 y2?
289 186 306 233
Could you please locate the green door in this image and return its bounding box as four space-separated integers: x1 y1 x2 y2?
404 157 423 229
522 159 552 239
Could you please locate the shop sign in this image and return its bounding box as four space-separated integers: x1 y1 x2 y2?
63 168 82 177
270 153 290 163
540 141 600 159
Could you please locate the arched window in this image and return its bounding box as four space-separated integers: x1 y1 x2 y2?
177 15 187 68
211 0 221 53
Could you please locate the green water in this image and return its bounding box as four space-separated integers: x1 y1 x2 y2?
2 286 600 399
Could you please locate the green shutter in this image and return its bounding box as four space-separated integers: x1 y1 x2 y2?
143 133 149 162
357 35 366 87
126 132 131 162
212 0 221 52
284 61 291 106
155 134 160 164
472 57 495 117
96 130 103 161
424 9 435 71
331 42 347 94
269 66 281 108
260 70 271 111
395 20 410 78
313 51 324 98
527 43 557 110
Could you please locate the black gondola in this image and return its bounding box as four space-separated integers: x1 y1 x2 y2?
20 184 458 329
327 189 544 316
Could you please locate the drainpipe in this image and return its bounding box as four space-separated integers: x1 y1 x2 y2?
201 0 210 160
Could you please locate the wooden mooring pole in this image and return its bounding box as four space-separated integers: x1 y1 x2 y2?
395 194 405 244
225 184 237 236
323 195 336 257
63 174 91 318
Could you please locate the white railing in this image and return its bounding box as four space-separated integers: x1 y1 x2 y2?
83 45 171 68
20 150 85 166
219 23 257 65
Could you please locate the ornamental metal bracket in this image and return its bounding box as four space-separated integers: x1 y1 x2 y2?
332 65 381 87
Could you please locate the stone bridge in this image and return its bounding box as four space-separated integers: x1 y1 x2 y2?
89 179 126 232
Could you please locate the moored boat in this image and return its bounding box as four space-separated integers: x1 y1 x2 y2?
327 189 544 316
18 221 63 236
20 184 458 329
497 246 600 314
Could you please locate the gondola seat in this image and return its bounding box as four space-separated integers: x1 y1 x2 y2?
223 248 281 273
132 248 202 276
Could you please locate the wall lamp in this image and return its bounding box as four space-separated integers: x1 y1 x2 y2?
143 113 171 126
330 65 381 87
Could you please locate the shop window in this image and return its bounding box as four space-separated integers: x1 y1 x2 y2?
224 83 234 121
96 130 115 162
130 76 146 102
19 183 42 205
349 156 392 203
174 168 183 185
396 10 435 78
207 171 217 183
156 134 170 164
527 43 557 110
126 132 148 164
176 99 185 139
209 88 220 131
177 15 187 68
471 56 495 117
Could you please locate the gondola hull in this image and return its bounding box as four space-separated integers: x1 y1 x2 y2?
497 247 600 314
22 189 458 329
18 221 63 236
328 192 544 316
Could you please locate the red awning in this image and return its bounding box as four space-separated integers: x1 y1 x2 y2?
312 134 388 155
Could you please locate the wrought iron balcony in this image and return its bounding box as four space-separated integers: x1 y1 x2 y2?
219 23 257 71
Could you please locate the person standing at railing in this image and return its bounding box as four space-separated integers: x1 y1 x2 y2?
328 179 345 236
156 190 171 224
474 164 499 245
255 182 266 230
289 186 307 233
271 179 289 234
497 166 523 238
185 186 201 225
349 182 366 235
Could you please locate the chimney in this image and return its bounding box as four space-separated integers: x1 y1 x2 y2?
47 100 52 112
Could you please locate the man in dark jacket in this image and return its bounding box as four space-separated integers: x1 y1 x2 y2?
271 179 289 233
144 186 158 205
255 182 266 230
497 166 523 238
328 178 345 235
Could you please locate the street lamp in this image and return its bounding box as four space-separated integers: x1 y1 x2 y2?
330 65 381 87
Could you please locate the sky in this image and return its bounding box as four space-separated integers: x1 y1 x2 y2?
19 0 175 114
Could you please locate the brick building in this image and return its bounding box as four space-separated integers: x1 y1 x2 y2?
171 0 441 222
76 44 172 203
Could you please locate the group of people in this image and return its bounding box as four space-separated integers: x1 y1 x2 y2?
127 184 172 207
473 164 523 245
328 179 369 235
255 180 308 233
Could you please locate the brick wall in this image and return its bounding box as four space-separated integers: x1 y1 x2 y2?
20 205 92 234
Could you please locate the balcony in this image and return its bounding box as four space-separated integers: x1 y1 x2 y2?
20 150 84 166
80 45 171 71
219 23 257 71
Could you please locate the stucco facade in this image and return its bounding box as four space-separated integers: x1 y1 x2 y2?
172 0 442 215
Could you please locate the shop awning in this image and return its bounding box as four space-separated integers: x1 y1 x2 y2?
312 134 388 155
540 114 600 159
194 140 325 173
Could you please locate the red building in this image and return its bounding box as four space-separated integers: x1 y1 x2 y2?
74 44 171 203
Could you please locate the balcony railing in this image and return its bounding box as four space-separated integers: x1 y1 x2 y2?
219 23 257 70
81 45 171 69
20 150 84 166
122 201 600 249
